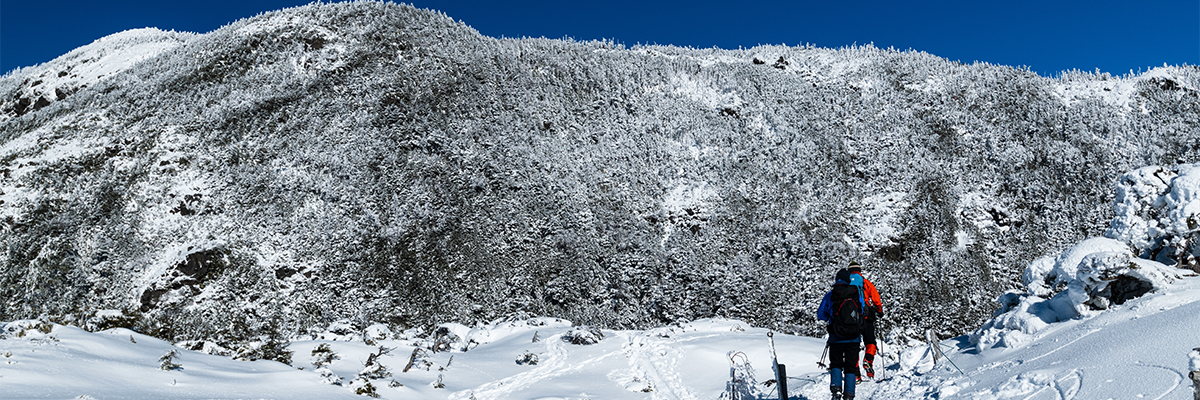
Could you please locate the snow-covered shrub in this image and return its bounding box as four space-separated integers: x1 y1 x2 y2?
316 319 359 341
363 323 392 344
515 350 539 365
719 351 763 400
176 340 232 357
427 324 469 352
82 309 139 332
1 320 53 339
1106 164 1200 272
310 343 339 367
229 334 293 365
315 367 343 386
562 326 605 345
402 348 433 372
159 349 182 371
356 346 393 380
347 377 378 397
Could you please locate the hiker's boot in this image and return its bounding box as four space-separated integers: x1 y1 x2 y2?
831 386 842 400
863 359 875 379
842 392 856 400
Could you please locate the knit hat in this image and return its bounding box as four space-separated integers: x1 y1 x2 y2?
847 261 862 272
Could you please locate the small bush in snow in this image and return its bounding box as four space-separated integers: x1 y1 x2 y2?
363 323 392 345
2 320 53 339
315 367 343 386
230 334 294 365
431 326 460 353
159 349 182 371
311 343 340 367
357 346 393 380
348 378 379 397
83 309 140 332
402 348 433 372
562 326 605 345
515 350 539 365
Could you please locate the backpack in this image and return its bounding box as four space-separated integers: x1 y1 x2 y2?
827 282 864 338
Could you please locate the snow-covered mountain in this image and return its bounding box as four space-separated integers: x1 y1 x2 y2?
3 0 1200 365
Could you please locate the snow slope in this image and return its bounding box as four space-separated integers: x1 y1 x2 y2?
3 271 1199 400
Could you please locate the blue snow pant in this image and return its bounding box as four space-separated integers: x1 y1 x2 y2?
829 342 860 395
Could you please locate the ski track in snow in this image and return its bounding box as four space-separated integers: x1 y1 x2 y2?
621 330 696 400
448 333 621 400
447 334 568 400
1022 328 1101 364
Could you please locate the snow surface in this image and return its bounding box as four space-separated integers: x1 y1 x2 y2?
4 271 1200 400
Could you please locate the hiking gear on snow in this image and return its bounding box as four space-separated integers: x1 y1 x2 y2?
818 344 830 369
822 270 862 398
821 279 865 339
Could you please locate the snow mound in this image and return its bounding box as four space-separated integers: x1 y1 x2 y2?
974 240 1187 349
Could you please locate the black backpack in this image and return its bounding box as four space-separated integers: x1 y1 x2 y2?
827 283 864 337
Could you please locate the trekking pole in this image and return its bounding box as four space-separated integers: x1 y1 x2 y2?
817 343 829 369
768 332 788 400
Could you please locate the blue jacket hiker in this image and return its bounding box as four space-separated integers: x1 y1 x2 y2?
817 269 864 400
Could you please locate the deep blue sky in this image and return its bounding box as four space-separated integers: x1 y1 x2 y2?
2 0 1197 77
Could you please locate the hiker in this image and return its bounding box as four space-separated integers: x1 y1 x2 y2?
847 261 884 379
817 269 865 400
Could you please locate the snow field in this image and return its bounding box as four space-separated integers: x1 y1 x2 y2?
3 273 1200 399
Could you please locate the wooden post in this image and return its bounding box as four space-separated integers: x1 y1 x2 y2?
776 363 789 400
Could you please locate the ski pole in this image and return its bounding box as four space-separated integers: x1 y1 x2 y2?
817 344 829 369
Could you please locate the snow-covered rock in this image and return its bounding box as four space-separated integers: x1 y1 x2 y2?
974 237 1189 349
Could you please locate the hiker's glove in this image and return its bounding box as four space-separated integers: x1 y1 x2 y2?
876 309 885 318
